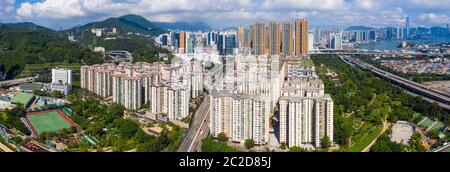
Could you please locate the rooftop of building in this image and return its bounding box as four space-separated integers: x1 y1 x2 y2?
10 92 34 106
20 83 45 91
279 94 333 102
211 90 270 101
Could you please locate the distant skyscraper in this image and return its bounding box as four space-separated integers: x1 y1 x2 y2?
281 22 294 56
179 31 186 53
185 33 195 54
268 22 281 55
405 16 410 39
369 30 376 41
329 33 342 50
218 33 237 56
252 23 266 55
308 31 314 52
386 28 394 40
218 33 226 55
312 26 321 44
225 34 236 55
237 26 245 48
295 19 308 56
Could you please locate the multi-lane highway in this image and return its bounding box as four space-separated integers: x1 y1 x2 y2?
177 95 210 152
340 55 450 110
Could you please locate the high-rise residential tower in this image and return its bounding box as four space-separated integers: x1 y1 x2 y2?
268 22 281 55
278 61 334 149
179 31 186 53
251 23 266 55
405 16 410 39
295 19 308 56
281 22 294 56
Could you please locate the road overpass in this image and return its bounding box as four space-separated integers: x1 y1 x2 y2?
339 55 450 110
0 77 36 87
311 50 450 57
177 95 210 152
107 51 133 62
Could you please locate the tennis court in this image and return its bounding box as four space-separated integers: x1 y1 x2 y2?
418 117 434 128
430 122 445 132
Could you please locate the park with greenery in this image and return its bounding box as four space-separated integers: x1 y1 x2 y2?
64 89 184 152
311 54 449 152
201 133 240 152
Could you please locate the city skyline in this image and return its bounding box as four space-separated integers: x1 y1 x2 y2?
2 0 450 30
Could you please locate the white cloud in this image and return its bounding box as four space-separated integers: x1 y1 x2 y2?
419 13 450 24
0 0 15 15
17 0 85 19
409 0 450 10
12 0 450 28
354 0 377 10
261 0 346 11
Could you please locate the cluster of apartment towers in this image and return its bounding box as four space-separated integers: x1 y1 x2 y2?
80 61 204 120
81 18 333 149
207 19 333 149
236 19 309 56
209 55 333 149
156 19 310 57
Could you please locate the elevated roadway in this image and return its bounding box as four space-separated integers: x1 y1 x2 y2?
339 55 450 110
177 95 210 152
0 77 35 87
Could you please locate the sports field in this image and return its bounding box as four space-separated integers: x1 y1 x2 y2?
418 117 434 128
26 110 78 137
430 122 445 132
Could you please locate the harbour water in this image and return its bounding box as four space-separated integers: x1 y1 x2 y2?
357 38 450 51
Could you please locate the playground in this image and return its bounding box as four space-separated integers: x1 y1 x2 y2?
25 110 78 137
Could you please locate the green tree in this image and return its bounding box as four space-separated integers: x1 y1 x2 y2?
279 142 287 150
51 91 64 98
245 139 255 150
135 129 154 144
201 138 239 152
217 132 229 142
428 130 440 140
113 119 139 139
321 136 332 149
289 146 307 152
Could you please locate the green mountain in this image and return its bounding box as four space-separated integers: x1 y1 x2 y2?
0 22 55 34
59 15 172 63
60 15 167 51
62 15 167 38
118 14 157 29
0 25 103 80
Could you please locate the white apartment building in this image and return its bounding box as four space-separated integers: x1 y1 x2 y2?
81 61 203 119
51 68 73 95
52 68 72 85
210 91 271 145
209 55 281 145
278 62 334 149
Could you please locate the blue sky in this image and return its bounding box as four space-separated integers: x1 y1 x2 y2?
1 0 450 30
